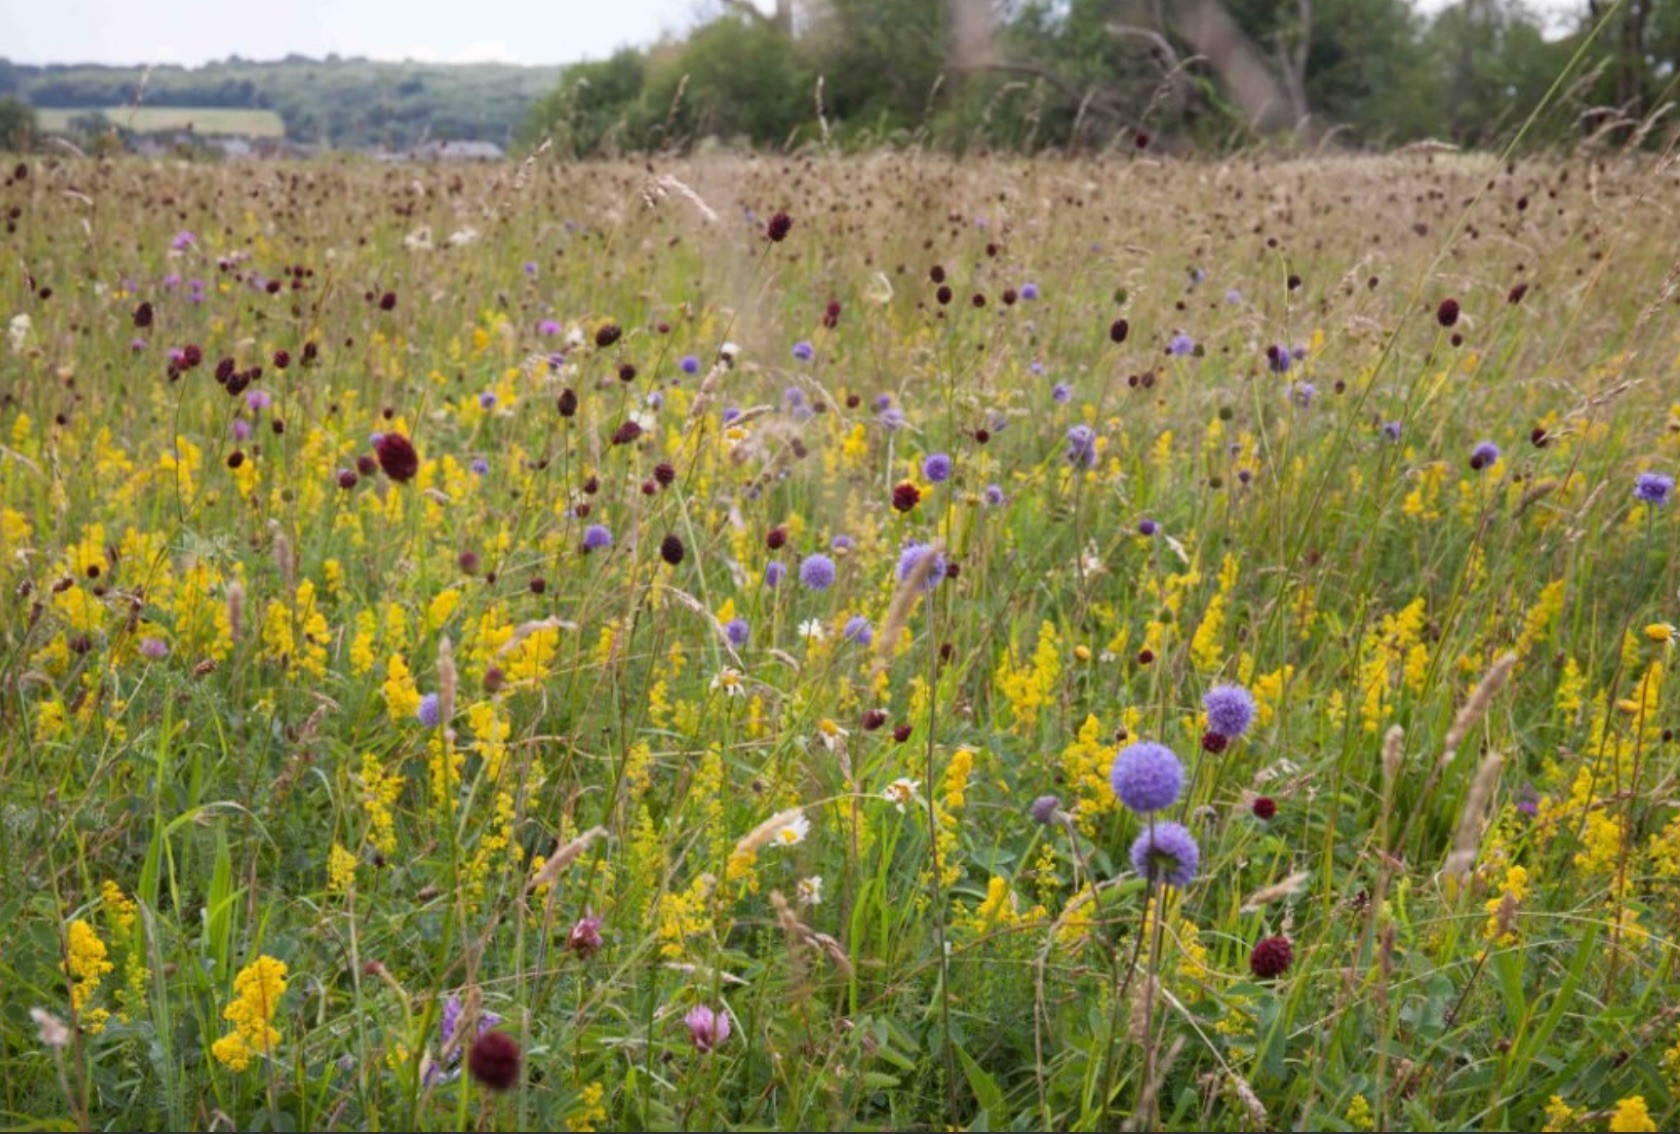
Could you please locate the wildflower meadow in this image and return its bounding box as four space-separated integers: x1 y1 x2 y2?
3 148 1680 1131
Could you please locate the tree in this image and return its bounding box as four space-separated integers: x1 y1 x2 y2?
0 95 37 152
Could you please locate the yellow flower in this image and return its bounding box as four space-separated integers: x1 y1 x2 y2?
1345 1093 1375 1131
327 843 357 895
568 1081 609 1132
1608 1096 1656 1132
1644 623 1676 644
212 955 288 1071
66 918 113 1032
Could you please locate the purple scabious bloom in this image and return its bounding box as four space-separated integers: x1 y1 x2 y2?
792 340 814 362
1190 266 1208 285
725 617 750 648
1169 331 1195 356
1065 425 1098 468
923 453 953 483
479 391 497 409
130 337 147 352
679 354 700 375
439 995 501 1058
983 484 1006 506
1265 345 1292 374
523 260 539 277
895 542 946 590
246 390 273 412
1052 383 1072 404
1290 382 1316 408
1109 741 1185 814
872 394 893 412
470 457 490 475
1130 822 1200 888
538 319 561 336
799 554 837 590
1382 420 1403 442
163 273 183 290
1029 362 1045 376
1225 288 1242 304
231 419 252 442
831 534 854 553
582 524 612 552
1635 472 1673 505
171 230 197 251
879 407 906 431
1020 282 1040 301
1469 440 1501 471
417 693 441 729
1204 684 1256 738
765 561 786 588
1137 518 1158 536
1029 794 1061 824
722 406 742 425
842 615 873 645
139 637 169 660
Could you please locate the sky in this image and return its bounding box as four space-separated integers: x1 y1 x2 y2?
0 0 738 67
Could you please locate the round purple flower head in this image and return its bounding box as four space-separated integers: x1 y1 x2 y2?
1169 332 1195 357
896 542 946 591
1203 683 1256 738
792 340 815 363
582 524 613 552
983 484 1006 506
1265 345 1293 374
799 554 837 591
765 561 786 588
1137 518 1158 536
139 636 169 660
1109 741 1184 814
1382 420 1403 442
725 617 750 648
679 354 701 375
1290 382 1315 408
923 453 953 483
538 319 561 336
470 457 490 475
1065 424 1098 468
1130 822 1199 888
1028 794 1062 824
831 534 854 553
842 615 873 645
879 407 906 431
1469 440 1500 471
685 1005 730 1053
1020 282 1040 301
417 693 442 729
1052 383 1072 404
1635 472 1673 506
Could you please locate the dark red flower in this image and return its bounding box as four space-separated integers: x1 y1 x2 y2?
892 482 921 513
766 211 792 242
653 461 676 486
558 388 578 417
861 709 887 731
1507 282 1529 305
1251 796 1277 821
1436 297 1460 327
133 301 153 328
660 534 685 566
594 323 622 349
467 1031 522 1091
374 433 420 483
1200 730 1228 754
272 348 290 369
379 291 397 311
1249 935 1293 979
892 724 913 743
766 525 787 550
1110 318 1129 344
611 420 643 446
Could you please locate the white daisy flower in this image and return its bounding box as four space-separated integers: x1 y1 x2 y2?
797 876 824 906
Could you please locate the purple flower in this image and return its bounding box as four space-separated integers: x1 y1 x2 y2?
582 524 613 552
1265 345 1292 374
1130 822 1199 888
1203 684 1256 738
679 354 700 375
792 340 814 363
479 391 497 409
567 913 603 957
983 484 1006 506
523 260 539 277
163 273 183 290
1029 362 1044 376
923 453 953 483
440 994 501 1052
471 457 490 475
684 1004 730 1053
1020 282 1040 301
1137 518 1158 536
246 390 272 412
1469 440 1501 471
1382 421 1403 442
417 693 441 729
231 419 252 442
765 561 786 588
896 542 946 591
1290 382 1316 408
1065 425 1098 468
725 617 750 648
872 394 893 412
171 230 197 251
1190 267 1208 285
799 554 837 591
538 319 561 336
139 637 169 660
1225 288 1242 304
1052 383 1072 404
1169 332 1195 357
842 615 873 645
1029 794 1061 824
879 407 906 431
831 534 854 553
130 337 147 352
1109 741 1185 814
1635 472 1673 505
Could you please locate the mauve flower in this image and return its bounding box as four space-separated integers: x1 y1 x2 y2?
923 453 953 483
1052 383 1072 404
684 1004 731 1052
1020 282 1040 300
470 457 489 475
1635 472 1673 505
171 230 196 251
139 637 169 660
799 554 837 591
842 615 873 645
1130 822 1199 888
879 407 906 431
1065 425 1097 468
1109 741 1184 814
1469 440 1501 471
1204 684 1257 738
582 524 613 552
680 354 700 375
1169 332 1195 356
568 914 604 958
983 484 1006 506
417 693 441 729
1029 794 1061 824
231 419 252 442
538 319 561 336
1382 421 1403 442
896 543 945 591
765 561 786 588
725 617 750 648
1137 518 1158 536
792 340 814 362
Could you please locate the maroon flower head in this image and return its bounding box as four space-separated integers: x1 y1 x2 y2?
1249 935 1294 979
766 211 793 242
568 914 604 959
133 301 153 329
611 420 643 446
378 291 397 311
892 482 921 513
1251 796 1277 821
1199 730 1228 754
1436 297 1460 327
660 534 685 566
374 432 420 483
1110 318 1129 344
467 1030 522 1091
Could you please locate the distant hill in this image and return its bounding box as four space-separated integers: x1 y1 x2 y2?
0 56 561 149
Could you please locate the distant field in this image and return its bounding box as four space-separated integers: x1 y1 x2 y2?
35 106 285 137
